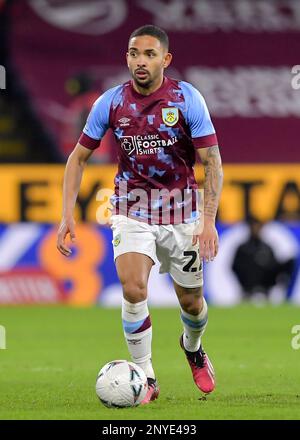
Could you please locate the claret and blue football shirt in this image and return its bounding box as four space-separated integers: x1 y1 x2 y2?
79 76 218 224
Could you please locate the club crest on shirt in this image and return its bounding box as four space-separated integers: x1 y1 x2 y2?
162 107 179 126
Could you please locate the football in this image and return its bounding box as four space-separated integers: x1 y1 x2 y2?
95 360 148 408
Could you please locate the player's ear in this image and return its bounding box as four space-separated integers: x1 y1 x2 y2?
163 52 172 69
126 52 129 67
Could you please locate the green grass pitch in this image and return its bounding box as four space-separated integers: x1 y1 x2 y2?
0 305 299 420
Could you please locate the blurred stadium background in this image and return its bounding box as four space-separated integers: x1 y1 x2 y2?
0 0 299 308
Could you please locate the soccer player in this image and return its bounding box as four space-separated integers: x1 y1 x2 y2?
57 25 223 405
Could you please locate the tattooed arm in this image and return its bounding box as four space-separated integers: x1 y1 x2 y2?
193 145 223 262
198 145 223 223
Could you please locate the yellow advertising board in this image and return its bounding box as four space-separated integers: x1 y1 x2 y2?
0 164 299 223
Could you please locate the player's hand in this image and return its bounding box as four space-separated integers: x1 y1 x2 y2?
57 217 76 257
192 219 219 263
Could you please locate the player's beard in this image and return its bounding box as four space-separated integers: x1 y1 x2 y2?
133 73 153 89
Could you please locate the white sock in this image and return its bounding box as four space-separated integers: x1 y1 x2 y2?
122 298 155 379
180 297 208 352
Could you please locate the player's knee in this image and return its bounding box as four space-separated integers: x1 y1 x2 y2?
180 289 203 315
181 298 203 315
122 280 147 303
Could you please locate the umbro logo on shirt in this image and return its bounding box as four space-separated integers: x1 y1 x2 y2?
118 117 131 127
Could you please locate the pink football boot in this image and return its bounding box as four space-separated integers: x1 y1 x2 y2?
180 334 215 394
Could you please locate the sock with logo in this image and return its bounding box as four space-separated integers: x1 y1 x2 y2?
122 297 155 379
180 297 208 352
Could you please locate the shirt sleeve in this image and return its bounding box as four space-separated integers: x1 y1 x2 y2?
180 81 218 149
78 86 121 150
